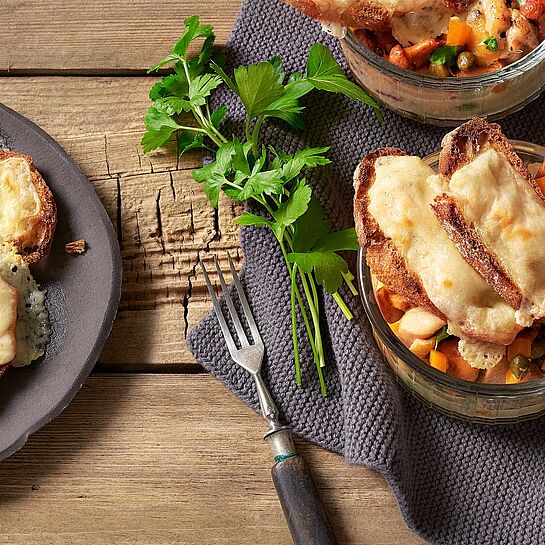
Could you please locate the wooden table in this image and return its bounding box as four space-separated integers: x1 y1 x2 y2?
0 2 427 544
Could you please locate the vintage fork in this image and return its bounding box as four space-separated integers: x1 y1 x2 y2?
200 253 337 545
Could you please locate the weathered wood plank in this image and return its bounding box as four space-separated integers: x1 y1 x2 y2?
0 77 243 366
0 0 241 73
0 374 425 545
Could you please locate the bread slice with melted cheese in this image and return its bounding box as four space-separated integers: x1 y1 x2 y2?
0 150 56 264
353 146 522 346
432 119 545 326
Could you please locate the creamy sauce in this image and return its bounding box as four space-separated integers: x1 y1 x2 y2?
391 2 451 46
368 155 520 345
448 149 545 323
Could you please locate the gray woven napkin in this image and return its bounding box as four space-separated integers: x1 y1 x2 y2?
187 1 545 543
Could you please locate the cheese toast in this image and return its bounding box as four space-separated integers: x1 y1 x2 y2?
0 150 57 264
433 119 545 325
354 143 521 346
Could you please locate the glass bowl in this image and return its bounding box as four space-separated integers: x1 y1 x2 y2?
357 141 545 423
341 30 545 127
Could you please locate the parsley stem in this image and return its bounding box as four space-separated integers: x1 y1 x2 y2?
332 291 353 320
299 270 325 369
177 125 210 135
290 263 302 386
251 116 265 156
277 230 322 390
342 271 358 296
179 56 226 147
244 116 252 144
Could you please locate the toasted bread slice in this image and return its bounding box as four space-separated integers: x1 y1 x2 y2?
354 148 444 316
284 0 391 30
433 118 545 324
354 147 521 345
0 150 56 264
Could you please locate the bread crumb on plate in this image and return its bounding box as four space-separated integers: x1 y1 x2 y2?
65 239 86 254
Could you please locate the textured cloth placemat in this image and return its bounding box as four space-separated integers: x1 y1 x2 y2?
187 1 545 543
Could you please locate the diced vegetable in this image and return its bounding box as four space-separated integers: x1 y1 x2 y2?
438 338 480 381
456 51 476 71
389 293 412 311
455 62 504 77
507 337 532 361
446 17 472 46
389 45 412 69
390 320 400 334
376 287 405 324
519 0 545 21
480 357 509 383
404 38 445 68
531 336 545 359
509 354 531 380
397 308 446 347
430 63 450 77
409 337 436 358
430 349 448 372
506 360 542 383
466 11 502 66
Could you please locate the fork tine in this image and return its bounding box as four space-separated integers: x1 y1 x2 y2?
199 260 237 357
213 255 250 347
226 251 262 345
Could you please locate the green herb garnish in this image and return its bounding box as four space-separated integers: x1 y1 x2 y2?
142 16 382 395
483 37 499 51
430 45 463 66
435 326 451 350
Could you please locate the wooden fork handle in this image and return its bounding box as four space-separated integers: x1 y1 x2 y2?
272 454 338 545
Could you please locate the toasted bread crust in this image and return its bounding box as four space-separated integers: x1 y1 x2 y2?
432 194 523 309
437 118 541 309
0 150 57 264
354 148 445 319
353 148 406 246
439 118 543 201
283 0 392 30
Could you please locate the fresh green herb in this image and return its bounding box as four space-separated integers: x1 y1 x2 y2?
429 45 463 66
435 325 451 350
483 37 499 52
143 16 381 395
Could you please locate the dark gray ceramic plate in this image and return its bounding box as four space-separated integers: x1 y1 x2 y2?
0 104 122 460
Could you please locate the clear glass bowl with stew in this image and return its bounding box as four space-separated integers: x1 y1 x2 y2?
358 141 545 423
341 31 545 127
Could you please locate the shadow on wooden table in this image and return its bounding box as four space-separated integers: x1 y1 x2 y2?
0 372 134 504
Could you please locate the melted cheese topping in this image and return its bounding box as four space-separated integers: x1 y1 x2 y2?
0 158 41 244
0 244 50 367
448 149 545 324
312 0 436 16
368 155 520 345
391 3 451 46
0 277 17 365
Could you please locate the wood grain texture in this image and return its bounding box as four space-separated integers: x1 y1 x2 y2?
0 374 426 545
0 77 243 367
0 0 240 73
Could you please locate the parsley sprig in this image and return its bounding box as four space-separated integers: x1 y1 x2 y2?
142 16 382 395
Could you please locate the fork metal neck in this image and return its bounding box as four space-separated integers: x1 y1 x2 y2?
253 371 283 433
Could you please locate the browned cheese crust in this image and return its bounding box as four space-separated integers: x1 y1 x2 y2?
441 0 472 12
432 194 523 309
435 117 540 309
0 150 57 264
353 148 445 319
283 0 392 30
